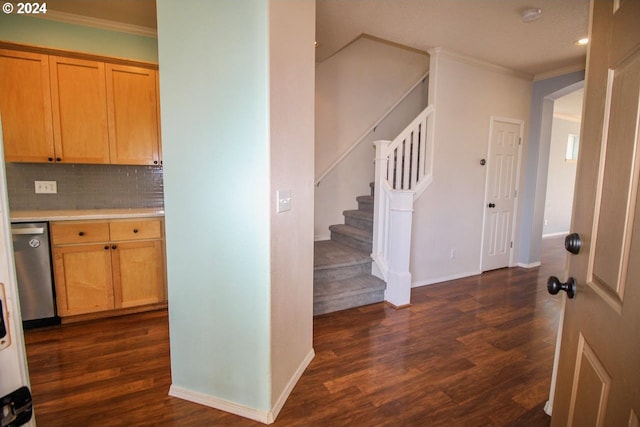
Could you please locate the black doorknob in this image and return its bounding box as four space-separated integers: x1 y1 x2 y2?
547 276 576 299
487 203 496 208
565 233 581 255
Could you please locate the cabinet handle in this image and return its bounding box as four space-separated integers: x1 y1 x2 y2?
111 245 117 250
104 245 109 250
133 229 139 234
78 231 85 236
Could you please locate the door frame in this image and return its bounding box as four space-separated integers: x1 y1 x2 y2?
480 116 524 272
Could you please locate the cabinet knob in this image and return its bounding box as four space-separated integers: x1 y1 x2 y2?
56 157 61 162
78 231 85 236
133 229 139 234
48 157 54 162
153 160 158 165
111 245 117 250
104 245 109 250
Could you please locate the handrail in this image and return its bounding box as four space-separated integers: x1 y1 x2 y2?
315 71 429 186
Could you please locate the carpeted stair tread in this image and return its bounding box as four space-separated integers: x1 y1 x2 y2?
329 224 372 242
314 240 371 270
314 275 386 300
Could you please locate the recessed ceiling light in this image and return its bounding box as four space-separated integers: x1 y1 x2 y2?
521 8 542 23
575 37 589 46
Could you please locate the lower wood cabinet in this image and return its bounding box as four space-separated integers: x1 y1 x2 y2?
51 218 166 318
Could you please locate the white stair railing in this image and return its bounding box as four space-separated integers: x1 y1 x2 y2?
372 104 435 307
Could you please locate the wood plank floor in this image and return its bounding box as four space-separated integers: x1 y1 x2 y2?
24 236 566 426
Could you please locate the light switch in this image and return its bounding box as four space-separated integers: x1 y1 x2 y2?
277 190 291 213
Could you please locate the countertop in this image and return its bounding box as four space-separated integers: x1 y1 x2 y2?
10 208 165 223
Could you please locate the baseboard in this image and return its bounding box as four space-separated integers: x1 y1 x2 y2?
518 261 541 268
169 385 271 424
269 348 315 423
169 348 315 425
314 234 330 241
411 270 482 288
544 400 553 416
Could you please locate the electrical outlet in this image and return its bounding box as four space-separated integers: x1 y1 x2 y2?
35 181 57 194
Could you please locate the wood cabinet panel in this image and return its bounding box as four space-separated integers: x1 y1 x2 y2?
106 64 160 165
109 220 162 241
112 240 164 308
53 244 114 316
50 221 109 245
51 218 166 318
0 49 54 162
49 56 110 163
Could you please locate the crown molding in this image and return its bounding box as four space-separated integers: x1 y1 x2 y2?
31 10 157 38
533 63 585 82
427 47 533 81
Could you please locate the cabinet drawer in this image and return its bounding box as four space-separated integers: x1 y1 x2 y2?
51 222 109 245
109 220 161 241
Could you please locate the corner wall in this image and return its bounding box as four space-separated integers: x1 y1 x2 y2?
411 49 531 286
268 0 315 416
157 0 315 422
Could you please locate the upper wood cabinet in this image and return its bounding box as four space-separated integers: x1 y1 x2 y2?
0 44 161 165
0 49 55 162
49 56 111 164
106 64 161 165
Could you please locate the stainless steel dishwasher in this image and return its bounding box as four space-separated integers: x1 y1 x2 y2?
11 222 59 328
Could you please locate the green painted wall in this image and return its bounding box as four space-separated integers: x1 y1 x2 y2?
0 14 157 62
156 0 271 411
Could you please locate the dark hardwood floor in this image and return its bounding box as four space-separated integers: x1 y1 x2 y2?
24 236 567 426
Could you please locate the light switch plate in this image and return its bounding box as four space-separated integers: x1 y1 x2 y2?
35 181 57 194
277 189 291 213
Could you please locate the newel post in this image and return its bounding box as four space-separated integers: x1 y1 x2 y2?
372 140 390 265
385 191 413 307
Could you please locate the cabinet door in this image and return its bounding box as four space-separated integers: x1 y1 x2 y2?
49 56 110 164
0 49 55 162
111 240 165 308
106 64 160 165
53 244 114 316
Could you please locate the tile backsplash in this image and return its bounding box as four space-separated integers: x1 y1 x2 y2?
5 163 164 211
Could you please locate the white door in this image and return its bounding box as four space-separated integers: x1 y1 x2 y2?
481 118 522 271
550 0 640 425
0 115 34 425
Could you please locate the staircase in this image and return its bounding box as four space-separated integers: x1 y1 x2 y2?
314 185 386 315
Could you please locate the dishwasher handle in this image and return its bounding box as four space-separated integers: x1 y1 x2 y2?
11 227 45 236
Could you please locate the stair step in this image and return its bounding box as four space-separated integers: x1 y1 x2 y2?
314 240 372 283
313 274 386 315
329 224 372 253
343 209 373 231
356 195 374 212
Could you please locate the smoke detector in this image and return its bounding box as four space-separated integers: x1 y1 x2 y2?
521 8 542 23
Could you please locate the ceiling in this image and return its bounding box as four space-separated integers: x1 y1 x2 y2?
42 0 589 78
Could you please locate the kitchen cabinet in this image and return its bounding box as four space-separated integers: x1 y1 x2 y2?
51 218 166 318
0 49 55 162
106 64 161 165
0 43 161 165
49 56 111 164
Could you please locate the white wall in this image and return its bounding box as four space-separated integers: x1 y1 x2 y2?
543 118 580 236
314 77 428 240
315 36 429 182
268 0 315 415
411 49 531 286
